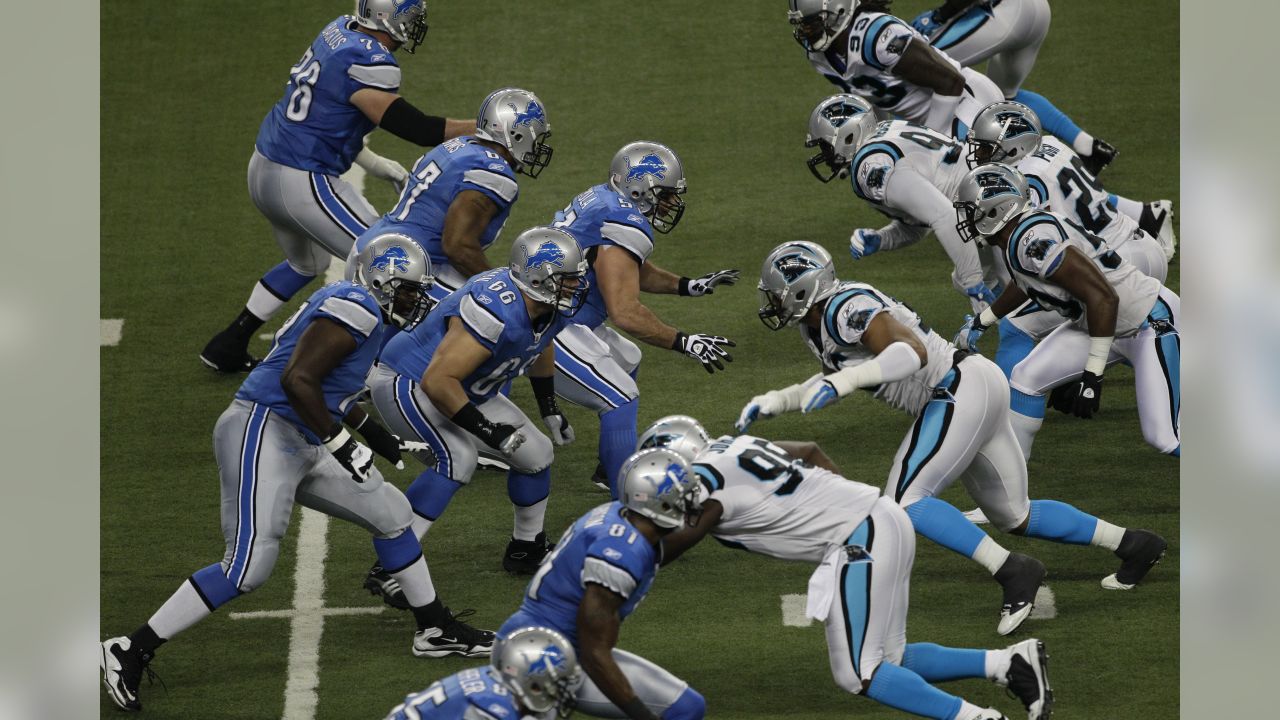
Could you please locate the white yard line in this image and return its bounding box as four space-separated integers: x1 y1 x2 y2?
1029 585 1057 620
100 318 124 346
781 594 813 627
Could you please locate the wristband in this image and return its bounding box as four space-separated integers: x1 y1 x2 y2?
1085 335 1113 376
352 413 369 431
677 277 692 296
670 331 686 351
977 307 999 329
529 375 558 416
322 427 351 453
379 97 447 147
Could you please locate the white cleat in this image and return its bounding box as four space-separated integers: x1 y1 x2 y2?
1153 199 1177 261
974 709 1011 720
999 638 1053 720
963 507 990 525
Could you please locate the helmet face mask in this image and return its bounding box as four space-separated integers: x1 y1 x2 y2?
952 163 1031 246
965 101 1042 168
354 0 429 53
805 94 874 182
609 142 688 234
788 0 857 52
493 626 583 719
354 233 435 329
756 241 837 330
476 88 553 178
509 227 591 318
619 449 702 530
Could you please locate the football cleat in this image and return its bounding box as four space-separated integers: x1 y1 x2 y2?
100 636 153 712
412 608 495 658
998 638 1053 720
364 563 410 611
590 462 610 492
503 532 552 575
1080 138 1117 177
963 507 991 525
199 330 259 373
994 553 1046 636
1143 200 1177 261
975 710 1011 720
475 452 511 473
1102 529 1167 590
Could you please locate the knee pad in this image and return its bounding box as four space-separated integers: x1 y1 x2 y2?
663 687 706 720
508 467 551 507
192 563 244 609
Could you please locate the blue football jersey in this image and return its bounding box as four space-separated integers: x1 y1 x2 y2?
551 184 655 328
499 502 659 648
364 137 519 271
236 281 385 442
379 268 569 402
255 16 401 175
385 667 517 720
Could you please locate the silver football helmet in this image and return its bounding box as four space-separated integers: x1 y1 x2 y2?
509 227 590 317
757 241 839 330
351 233 435 329
492 626 583 719
619 448 701 530
353 0 428 53
953 163 1031 245
608 141 687 234
966 101 1043 166
637 415 710 464
476 88 553 178
788 0 859 52
806 94 877 182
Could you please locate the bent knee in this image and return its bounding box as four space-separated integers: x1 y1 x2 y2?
510 432 554 474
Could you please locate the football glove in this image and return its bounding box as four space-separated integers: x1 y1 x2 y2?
356 147 410 193
911 9 944 39
530 375 574 446
849 229 883 260
953 314 989 352
682 269 741 296
324 428 375 483
800 379 841 414
964 281 997 309
735 394 784 434
354 416 407 469
1052 371 1103 419
674 332 735 373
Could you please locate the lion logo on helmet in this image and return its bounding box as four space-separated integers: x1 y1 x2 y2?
625 153 667 182
522 241 565 271
371 245 411 273
527 644 569 677
513 100 545 128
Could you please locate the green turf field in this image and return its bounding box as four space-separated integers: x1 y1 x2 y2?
101 1 1178 717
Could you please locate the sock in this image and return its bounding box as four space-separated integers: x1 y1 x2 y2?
1009 390 1044 461
513 499 548 542
904 498 994 561
599 401 639 499
405 468 464 529
901 643 988 683
127 624 165 656
985 648 1012 682
864 662 964 719
1071 130 1097 157
995 319 1036 379
147 564 242 641
1013 89 1085 151
1107 194 1144 220
971 536 1012 575
1090 518 1126 551
411 598 451 631
390 555 437 608
1024 500 1099 545
662 686 706 720
953 702 994 720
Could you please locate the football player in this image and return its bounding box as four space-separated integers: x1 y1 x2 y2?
786 0 1115 171
908 0 1117 174
497 449 707 720
385 626 583 720
200 0 473 373
952 163 1182 458
347 87 553 306
362 227 588 609
739 241 1168 634
961 100 1174 374
101 236 488 712
643 416 1049 720
548 141 737 496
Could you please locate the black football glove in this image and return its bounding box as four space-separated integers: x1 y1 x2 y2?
1064 371 1103 419
354 416 405 468
323 428 375 483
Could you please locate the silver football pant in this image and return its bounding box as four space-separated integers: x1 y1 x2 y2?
936 0 1052 97
575 648 691 718
553 323 642 413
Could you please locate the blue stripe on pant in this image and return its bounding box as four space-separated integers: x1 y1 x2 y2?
227 403 269 588
1149 298 1180 446
841 518 873 682
393 376 452 477
311 174 367 239
933 6 991 50
554 349 630 409
894 372 957 503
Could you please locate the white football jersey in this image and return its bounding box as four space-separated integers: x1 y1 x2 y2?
851 120 970 217
806 12 953 122
799 280 958 415
1002 211 1161 336
1016 137 1144 254
694 435 880 563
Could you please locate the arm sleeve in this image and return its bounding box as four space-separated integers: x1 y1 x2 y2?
824 291 889 347
875 219 931 251
884 162 984 287
601 213 654 263
456 293 506 349
581 540 642 598
461 162 519 205
852 151 898 203
862 15 916 71
347 62 401 92
1024 173 1051 210
316 292 381 339
1010 222 1070 280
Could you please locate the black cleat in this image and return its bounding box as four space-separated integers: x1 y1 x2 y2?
412 607 495 658
364 563 411 610
199 330 259 373
994 553 1046 635
591 462 610 492
503 532 551 575
1000 638 1053 720
100 636 155 712
1102 529 1167 590
1080 138 1117 177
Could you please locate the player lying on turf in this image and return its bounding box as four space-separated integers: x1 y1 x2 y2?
641 416 1047 720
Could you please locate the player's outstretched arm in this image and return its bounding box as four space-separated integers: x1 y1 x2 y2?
577 585 660 720
954 283 1028 351
800 313 928 413
441 191 501 278
350 88 469 147
598 248 679 347
638 261 739 297
529 348 574 446
773 441 841 474
421 319 525 454
660 499 723 566
885 167 986 302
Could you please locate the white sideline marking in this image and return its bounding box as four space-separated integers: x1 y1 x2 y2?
230 606 385 620
100 318 124 346
1029 585 1057 620
781 594 813 627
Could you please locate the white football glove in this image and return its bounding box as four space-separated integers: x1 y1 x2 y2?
675 332 735 373
542 414 575 446
800 379 842 414
355 146 410 193
735 392 784 434
849 229 883 260
324 429 375 483
683 269 741 297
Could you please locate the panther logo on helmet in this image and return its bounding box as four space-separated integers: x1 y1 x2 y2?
522 241 565 271
625 153 668 182
977 171 1020 200
371 245 411 272
995 111 1038 140
775 253 821 284
820 101 866 127
513 100 546 127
